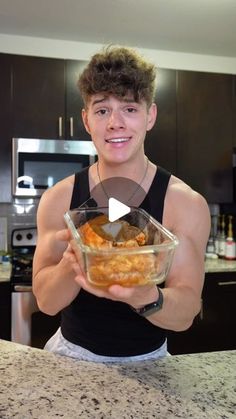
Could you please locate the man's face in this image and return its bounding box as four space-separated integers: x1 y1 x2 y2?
82 94 157 164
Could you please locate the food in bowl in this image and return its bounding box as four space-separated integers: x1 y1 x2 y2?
79 214 146 248
64 207 178 287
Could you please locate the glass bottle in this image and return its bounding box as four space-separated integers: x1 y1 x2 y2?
206 217 215 255
218 214 226 258
214 214 221 256
225 215 236 260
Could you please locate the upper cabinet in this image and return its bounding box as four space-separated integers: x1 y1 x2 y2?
0 54 90 202
66 60 90 140
145 68 177 174
12 55 89 140
0 54 12 202
12 55 65 139
176 71 233 203
233 76 236 148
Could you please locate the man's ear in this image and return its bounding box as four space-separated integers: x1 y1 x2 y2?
82 109 91 134
146 103 157 131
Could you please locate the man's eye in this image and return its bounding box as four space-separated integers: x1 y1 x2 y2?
96 109 107 115
126 107 137 113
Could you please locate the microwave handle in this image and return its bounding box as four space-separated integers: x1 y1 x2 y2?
70 117 74 138
58 116 63 138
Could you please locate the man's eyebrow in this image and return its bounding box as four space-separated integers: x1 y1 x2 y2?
91 97 106 106
90 97 137 106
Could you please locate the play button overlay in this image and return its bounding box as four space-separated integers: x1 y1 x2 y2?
90 176 146 208
83 175 149 242
108 197 130 222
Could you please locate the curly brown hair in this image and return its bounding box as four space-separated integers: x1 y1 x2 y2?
78 45 157 108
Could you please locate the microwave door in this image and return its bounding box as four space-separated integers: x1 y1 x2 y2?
12 138 97 197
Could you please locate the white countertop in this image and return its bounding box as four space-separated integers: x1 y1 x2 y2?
0 340 235 419
0 264 11 282
205 257 236 273
0 257 235 284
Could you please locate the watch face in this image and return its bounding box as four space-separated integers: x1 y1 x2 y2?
133 287 163 317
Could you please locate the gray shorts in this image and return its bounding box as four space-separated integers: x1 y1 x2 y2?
44 327 169 362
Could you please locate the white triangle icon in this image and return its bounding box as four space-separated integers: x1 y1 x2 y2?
108 197 130 222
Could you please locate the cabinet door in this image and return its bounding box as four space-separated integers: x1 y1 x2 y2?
167 315 203 355
201 273 236 350
145 68 177 173
168 272 236 354
0 282 11 340
233 76 236 148
66 60 90 140
177 71 233 203
0 54 12 202
12 55 65 139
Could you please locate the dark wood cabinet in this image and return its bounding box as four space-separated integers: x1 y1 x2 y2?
0 54 90 202
176 71 233 203
0 53 235 203
0 281 11 341
12 55 65 139
233 76 236 148
0 54 12 203
65 60 90 140
145 68 177 174
168 272 236 354
11 56 89 140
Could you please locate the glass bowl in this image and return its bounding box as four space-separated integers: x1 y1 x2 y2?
64 206 179 287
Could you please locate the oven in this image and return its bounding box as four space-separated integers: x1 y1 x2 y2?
10 227 60 348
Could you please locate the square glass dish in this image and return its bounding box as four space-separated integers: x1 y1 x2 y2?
64 207 179 287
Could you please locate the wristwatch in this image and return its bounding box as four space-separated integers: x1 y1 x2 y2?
131 287 164 318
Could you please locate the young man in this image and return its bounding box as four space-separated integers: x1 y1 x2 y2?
32 46 210 361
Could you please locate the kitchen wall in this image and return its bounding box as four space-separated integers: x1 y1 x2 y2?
0 34 236 75
0 200 38 251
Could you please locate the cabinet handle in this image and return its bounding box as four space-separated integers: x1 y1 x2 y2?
217 281 236 286
14 285 32 292
70 117 74 138
58 116 63 138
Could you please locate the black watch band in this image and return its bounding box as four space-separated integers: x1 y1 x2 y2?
131 287 164 318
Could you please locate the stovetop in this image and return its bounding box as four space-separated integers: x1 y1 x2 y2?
11 227 37 248
10 227 37 285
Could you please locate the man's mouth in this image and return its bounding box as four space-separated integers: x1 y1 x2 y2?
105 137 130 144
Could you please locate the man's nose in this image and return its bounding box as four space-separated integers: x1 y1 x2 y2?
107 110 125 129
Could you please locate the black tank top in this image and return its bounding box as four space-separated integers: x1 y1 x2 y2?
61 166 171 356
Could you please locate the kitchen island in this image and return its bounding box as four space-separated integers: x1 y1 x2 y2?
0 340 235 418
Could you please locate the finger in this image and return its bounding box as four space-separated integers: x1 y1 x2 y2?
108 284 135 299
56 228 70 241
71 261 84 274
63 249 77 263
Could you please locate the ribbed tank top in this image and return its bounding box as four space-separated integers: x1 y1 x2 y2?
61 166 171 356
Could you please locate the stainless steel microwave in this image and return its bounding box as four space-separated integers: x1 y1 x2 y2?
12 138 97 197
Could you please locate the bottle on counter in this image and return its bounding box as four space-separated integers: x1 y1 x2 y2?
214 214 221 256
206 217 216 256
218 214 226 259
225 215 236 260
1 253 11 271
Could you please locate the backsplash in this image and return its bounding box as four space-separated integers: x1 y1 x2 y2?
0 199 39 251
1 199 236 252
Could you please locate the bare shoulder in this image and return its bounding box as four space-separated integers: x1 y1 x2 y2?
164 175 211 239
37 175 75 232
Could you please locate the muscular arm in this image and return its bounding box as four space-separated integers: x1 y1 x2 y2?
32 177 81 315
70 178 211 332
128 181 210 331
147 183 211 331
